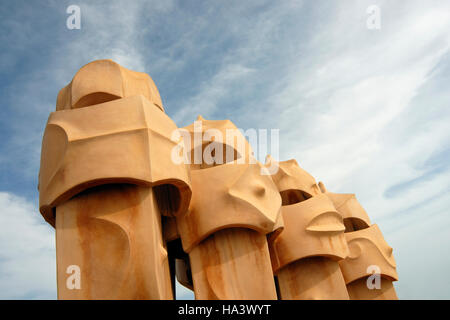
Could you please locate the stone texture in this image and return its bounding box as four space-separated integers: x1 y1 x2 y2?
39 60 191 299
38 59 399 300
267 158 350 300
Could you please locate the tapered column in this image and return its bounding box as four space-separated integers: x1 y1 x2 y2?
346 278 398 300
189 228 276 299
276 257 348 300
267 158 349 300
339 224 399 300
38 60 191 299
320 182 399 300
56 184 172 299
176 117 282 299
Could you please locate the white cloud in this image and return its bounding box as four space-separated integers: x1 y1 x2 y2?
383 191 450 299
173 64 255 124
0 192 56 299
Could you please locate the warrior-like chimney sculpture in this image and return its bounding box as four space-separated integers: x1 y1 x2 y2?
38 60 398 300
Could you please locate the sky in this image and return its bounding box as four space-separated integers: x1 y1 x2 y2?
0 0 449 299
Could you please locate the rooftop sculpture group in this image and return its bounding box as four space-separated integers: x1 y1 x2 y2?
38 60 398 300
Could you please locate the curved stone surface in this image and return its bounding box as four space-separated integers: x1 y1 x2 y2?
56 59 164 111
267 158 321 199
189 228 277 300
319 182 371 229
177 159 281 253
269 193 349 273
182 115 254 168
339 224 398 284
39 95 191 226
56 184 173 299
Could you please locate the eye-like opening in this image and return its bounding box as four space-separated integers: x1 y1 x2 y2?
343 217 369 233
279 189 312 206
188 142 242 170
73 92 121 109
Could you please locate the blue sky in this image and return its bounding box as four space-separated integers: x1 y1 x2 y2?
0 0 449 299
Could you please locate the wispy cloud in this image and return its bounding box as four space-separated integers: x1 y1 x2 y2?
0 193 55 299
0 0 449 299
